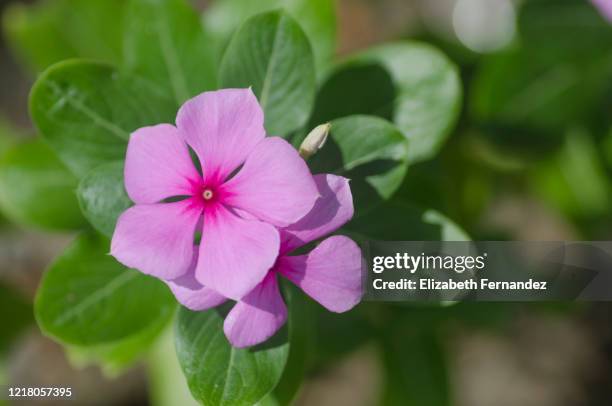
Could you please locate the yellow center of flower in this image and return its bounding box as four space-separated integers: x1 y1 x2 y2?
203 189 214 201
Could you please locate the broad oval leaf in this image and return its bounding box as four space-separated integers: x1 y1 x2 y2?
309 115 409 213
30 60 175 176
123 0 217 106
311 42 461 164
78 161 131 238
175 306 289 406
219 11 316 137
0 139 85 230
204 0 335 73
35 233 175 346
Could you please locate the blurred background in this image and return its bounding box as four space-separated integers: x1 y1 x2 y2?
1 0 612 405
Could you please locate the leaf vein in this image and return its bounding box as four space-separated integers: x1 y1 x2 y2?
46 81 130 141
220 346 237 405
54 271 138 326
259 15 284 110
156 7 189 104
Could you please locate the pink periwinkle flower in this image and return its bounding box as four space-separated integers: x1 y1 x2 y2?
167 173 363 348
111 88 321 300
593 0 612 22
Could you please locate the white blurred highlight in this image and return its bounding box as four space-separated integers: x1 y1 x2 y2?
452 0 516 53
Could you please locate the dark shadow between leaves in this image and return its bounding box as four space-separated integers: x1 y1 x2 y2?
309 62 396 127
345 201 447 241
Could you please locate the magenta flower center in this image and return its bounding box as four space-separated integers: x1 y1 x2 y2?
189 177 224 207
202 189 214 201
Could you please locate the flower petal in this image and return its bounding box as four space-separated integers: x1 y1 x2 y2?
223 137 319 227
166 250 226 311
176 88 265 183
593 0 612 21
196 205 279 300
280 174 354 254
125 124 201 204
223 273 287 348
278 236 363 313
111 200 202 280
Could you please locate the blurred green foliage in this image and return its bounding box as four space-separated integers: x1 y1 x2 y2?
3 0 125 71
0 283 32 354
472 0 612 135
0 139 84 230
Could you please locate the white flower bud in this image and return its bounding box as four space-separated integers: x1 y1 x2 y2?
299 123 331 160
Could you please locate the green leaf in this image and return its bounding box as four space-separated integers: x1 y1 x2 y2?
175 306 289 406
30 60 175 176
66 310 171 376
0 138 85 230
309 63 396 125
381 330 450 406
309 115 409 212
220 11 316 136
311 42 461 163
346 199 469 241
123 0 217 106
3 0 126 72
78 161 132 238
530 128 611 218
255 396 281 406
271 282 314 405
204 0 336 73
359 43 462 163
35 233 175 346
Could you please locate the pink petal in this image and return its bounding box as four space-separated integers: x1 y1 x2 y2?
111 200 202 280
166 250 226 311
176 88 265 183
196 205 279 300
168 276 226 311
593 0 612 22
280 174 354 254
124 124 201 204
278 236 363 313
223 273 287 348
222 137 319 227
